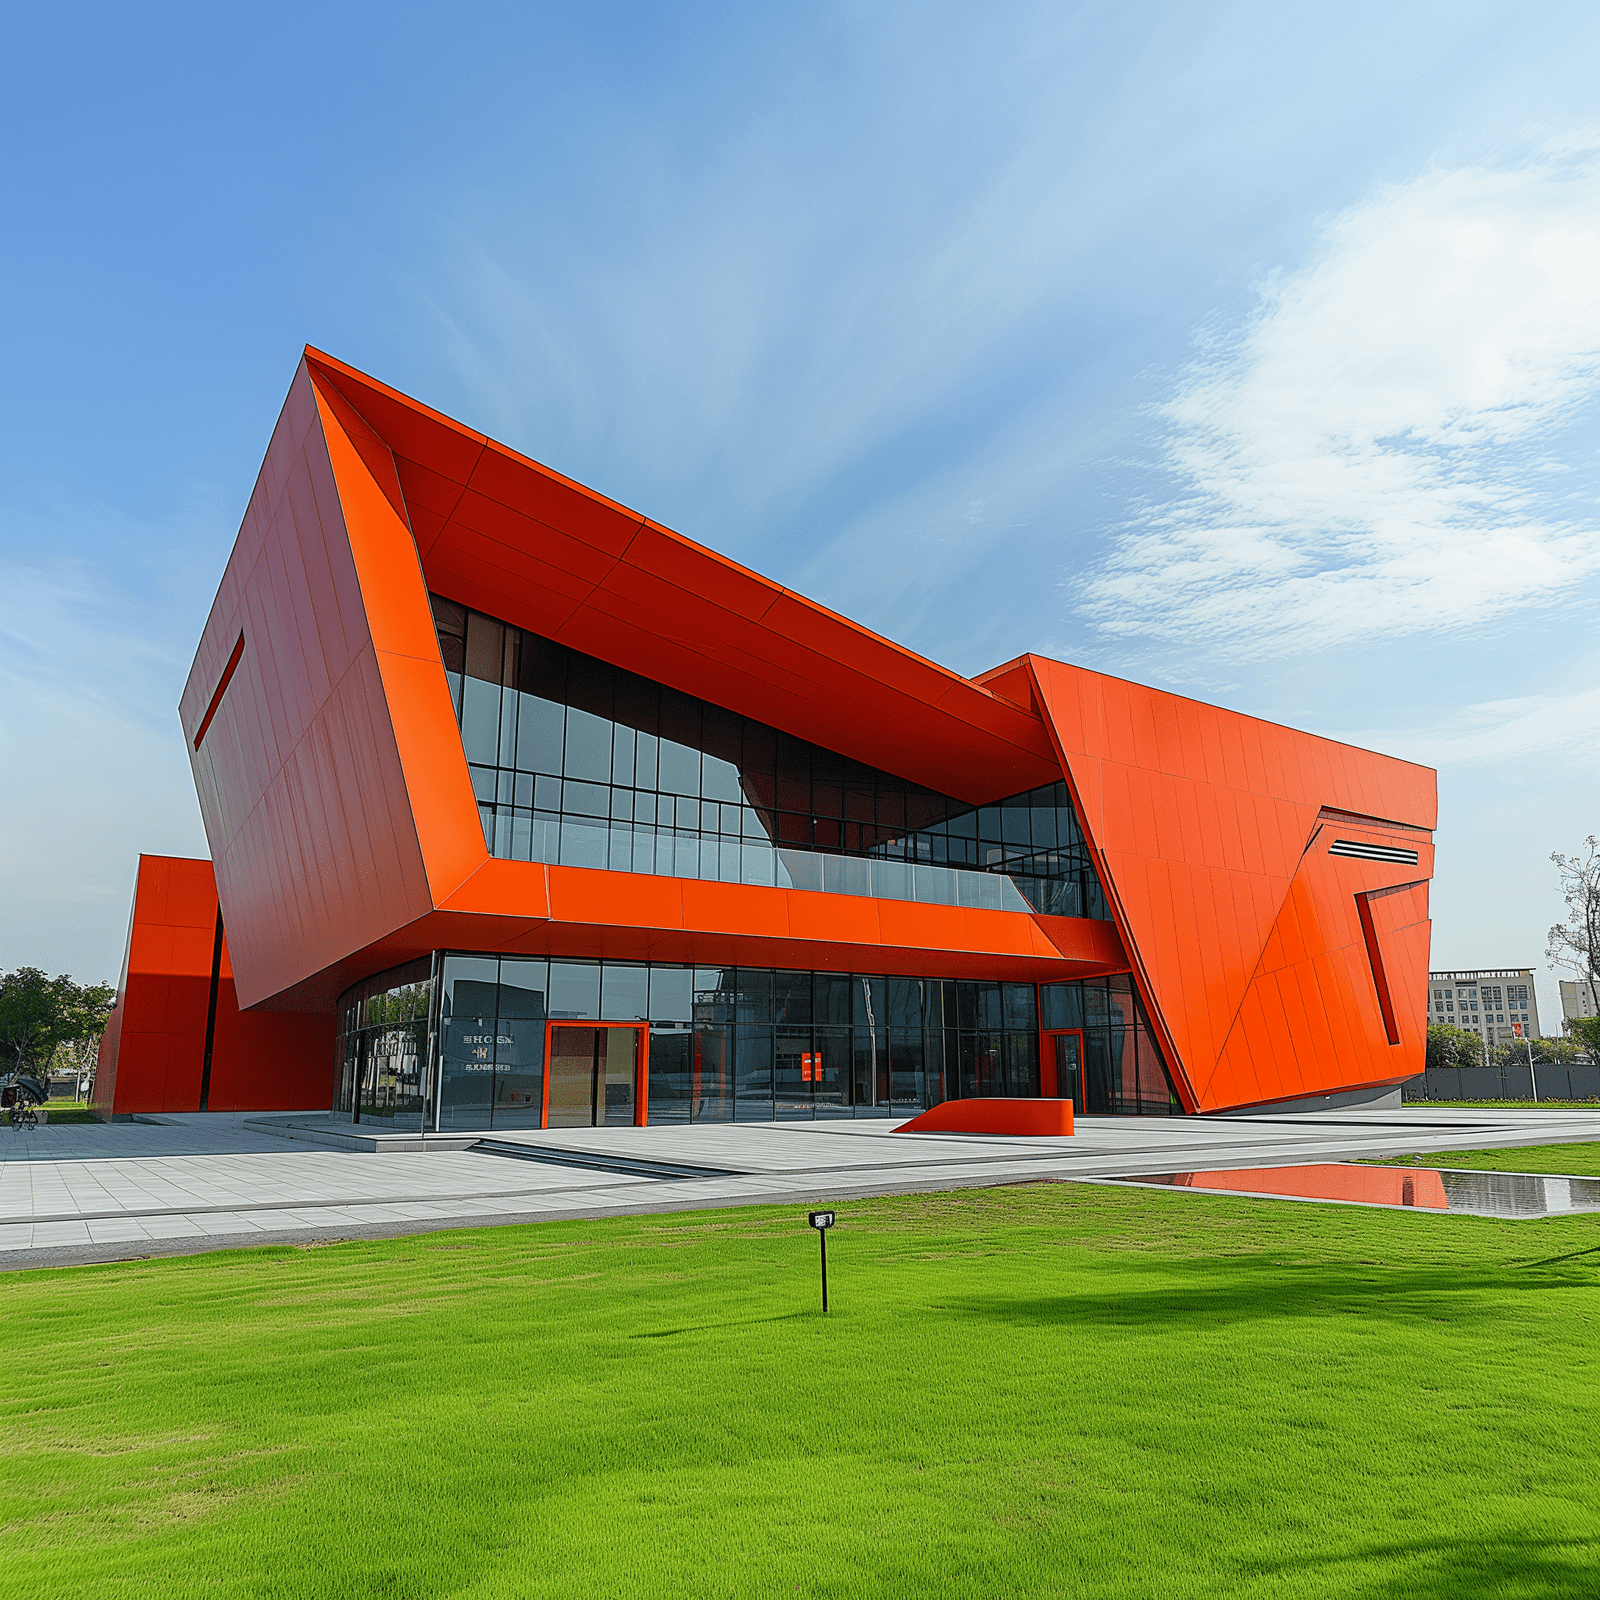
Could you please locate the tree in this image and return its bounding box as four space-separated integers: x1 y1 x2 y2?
1426 1024 1483 1072
1547 835 1600 990
0 968 115 1078
1570 1015 1600 1064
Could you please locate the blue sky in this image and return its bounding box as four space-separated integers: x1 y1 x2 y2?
3 1 1597 1028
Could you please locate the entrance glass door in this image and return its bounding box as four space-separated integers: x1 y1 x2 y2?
1046 1030 1083 1113
546 1026 640 1127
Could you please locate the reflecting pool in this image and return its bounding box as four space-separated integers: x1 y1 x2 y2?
1110 1162 1600 1218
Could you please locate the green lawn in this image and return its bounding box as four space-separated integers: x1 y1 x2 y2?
39 1100 100 1125
2 1183 1598 1599
1375 1141 1600 1176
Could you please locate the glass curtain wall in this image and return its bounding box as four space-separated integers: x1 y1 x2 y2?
332 959 433 1127
1041 975 1180 1115
435 955 550 1133
430 596 1109 921
427 955 1181 1129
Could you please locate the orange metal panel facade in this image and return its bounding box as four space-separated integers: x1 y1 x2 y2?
162 348 1435 1117
1020 658 1435 1111
94 856 333 1116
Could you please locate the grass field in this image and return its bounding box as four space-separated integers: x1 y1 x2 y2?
1375 1141 1600 1176
38 1100 100 1125
2 1181 1598 1599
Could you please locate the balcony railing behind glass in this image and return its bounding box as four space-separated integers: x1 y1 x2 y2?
482 809 1088 917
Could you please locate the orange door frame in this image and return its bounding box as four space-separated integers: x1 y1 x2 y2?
540 1021 651 1129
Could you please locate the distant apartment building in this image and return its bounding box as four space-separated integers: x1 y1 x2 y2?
1427 968 1541 1045
1560 979 1598 1029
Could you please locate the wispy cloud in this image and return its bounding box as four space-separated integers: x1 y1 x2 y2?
1087 146 1600 656
1343 682 1600 771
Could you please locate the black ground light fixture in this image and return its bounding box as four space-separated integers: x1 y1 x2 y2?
808 1210 835 1312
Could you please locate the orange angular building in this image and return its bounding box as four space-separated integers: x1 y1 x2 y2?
97 350 1435 1125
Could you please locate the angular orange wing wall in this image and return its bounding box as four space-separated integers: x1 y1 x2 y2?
92 855 335 1115
1025 657 1437 1111
93 855 217 1115
1201 825 1433 1107
179 359 476 1010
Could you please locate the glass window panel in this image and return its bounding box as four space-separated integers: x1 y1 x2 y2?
649 966 694 1023
463 611 505 683
437 956 500 1132
734 969 775 1024
1004 1031 1039 1096
562 779 610 819
635 732 659 791
515 694 565 773
1082 1028 1114 1113
658 689 700 760
773 970 812 1024
1040 982 1084 1031
743 721 776 778
1083 981 1111 1026
1002 804 1031 845
497 959 548 1016
778 848 822 891
614 672 659 738
884 978 921 1030
516 631 568 703
813 972 852 1026
735 1026 774 1120
430 594 467 639
812 1027 852 1117
854 976 886 1031
889 1028 924 1111
852 1028 888 1113
558 817 607 869
775 1027 813 1120
602 1028 638 1126
566 652 615 723
563 708 612 783
611 724 636 787
460 676 501 765
702 754 744 805
600 963 650 1021
694 968 736 1025
658 739 701 797
957 1031 980 1099
923 1026 950 1107
870 859 912 901
548 961 601 1021
1030 805 1059 850
645 1027 693 1123
690 1025 734 1121
490 1012 546 1129
1003 983 1036 1030
971 1031 1004 1097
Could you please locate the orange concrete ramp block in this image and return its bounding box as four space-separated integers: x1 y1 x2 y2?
896 1097 1074 1136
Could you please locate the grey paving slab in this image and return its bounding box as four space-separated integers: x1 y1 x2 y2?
6 1104 1600 1269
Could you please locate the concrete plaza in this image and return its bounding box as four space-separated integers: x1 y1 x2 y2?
5 1103 1600 1269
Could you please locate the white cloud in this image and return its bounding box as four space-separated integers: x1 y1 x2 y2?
1343 681 1600 772
1087 148 1600 655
